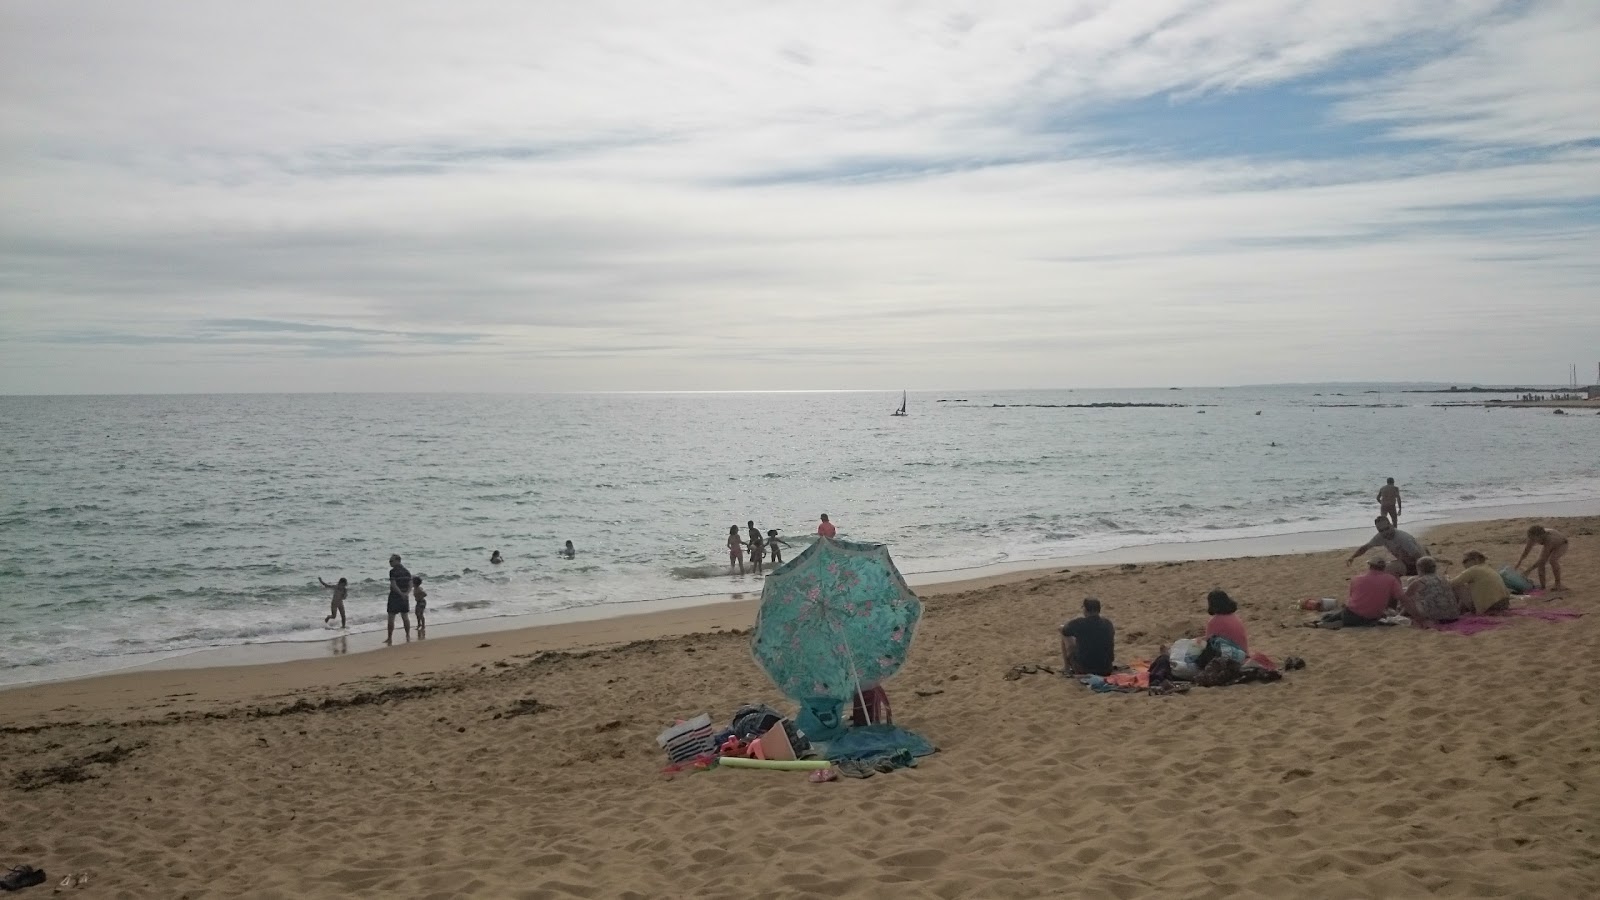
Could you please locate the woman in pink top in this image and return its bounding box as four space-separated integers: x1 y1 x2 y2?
1202 589 1249 653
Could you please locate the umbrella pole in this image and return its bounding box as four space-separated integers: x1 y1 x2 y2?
844 648 872 726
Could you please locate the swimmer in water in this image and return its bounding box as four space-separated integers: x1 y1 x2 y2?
560 540 576 559
490 550 503 565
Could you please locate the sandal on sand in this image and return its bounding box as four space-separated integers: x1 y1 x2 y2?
807 767 838 783
2 865 46 891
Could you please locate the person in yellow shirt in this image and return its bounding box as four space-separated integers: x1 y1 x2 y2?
1451 551 1510 615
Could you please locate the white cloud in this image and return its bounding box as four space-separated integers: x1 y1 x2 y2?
1 0 1597 392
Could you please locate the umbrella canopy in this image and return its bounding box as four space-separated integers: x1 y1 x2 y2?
751 537 922 702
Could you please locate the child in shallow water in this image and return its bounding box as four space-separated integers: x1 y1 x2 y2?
319 577 348 628
767 529 791 564
412 574 427 631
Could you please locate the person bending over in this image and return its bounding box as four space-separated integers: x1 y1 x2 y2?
1060 597 1115 676
1348 517 1427 576
1516 525 1568 591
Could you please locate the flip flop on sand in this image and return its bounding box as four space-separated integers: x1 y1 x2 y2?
807 767 838 783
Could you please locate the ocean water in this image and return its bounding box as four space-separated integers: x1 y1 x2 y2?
2 387 1596 684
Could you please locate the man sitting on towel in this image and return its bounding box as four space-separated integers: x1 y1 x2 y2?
1342 555 1404 626
1060 597 1116 676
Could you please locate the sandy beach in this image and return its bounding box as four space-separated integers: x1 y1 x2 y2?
4 515 1597 898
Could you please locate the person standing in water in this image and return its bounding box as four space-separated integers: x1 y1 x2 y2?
490 550 503 565
747 522 765 574
411 574 427 634
385 554 412 645
817 513 837 538
318 576 348 628
1516 525 1568 591
1377 478 1402 526
767 529 791 565
560 541 576 559
727 526 746 575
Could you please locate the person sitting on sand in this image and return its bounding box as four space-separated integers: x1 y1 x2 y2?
1515 525 1568 591
1060 597 1115 676
727 525 746 575
767 529 791 564
817 513 837 539
1341 556 1403 626
1400 557 1458 626
318 576 348 628
560 540 576 560
1203 589 1248 653
1347 517 1427 575
385 554 412 645
1452 550 1510 615
490 550 503 565
412 574 427 632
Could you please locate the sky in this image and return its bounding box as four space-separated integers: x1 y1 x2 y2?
2 0 1598 393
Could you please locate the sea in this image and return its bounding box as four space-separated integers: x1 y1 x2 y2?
3 386 1596 685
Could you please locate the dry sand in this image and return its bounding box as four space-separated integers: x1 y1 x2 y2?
3 516 1597 899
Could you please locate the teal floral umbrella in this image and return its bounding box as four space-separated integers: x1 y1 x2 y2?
751 538 922 712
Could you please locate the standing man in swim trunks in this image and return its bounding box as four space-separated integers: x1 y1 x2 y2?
1516 525 1568 591
1377 478 1402 526
385 553 412 645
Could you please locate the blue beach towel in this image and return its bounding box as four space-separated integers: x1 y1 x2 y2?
822 724 936 762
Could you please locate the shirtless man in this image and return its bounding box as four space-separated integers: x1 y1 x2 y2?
1516 525 1568 591
1377 478 1402 526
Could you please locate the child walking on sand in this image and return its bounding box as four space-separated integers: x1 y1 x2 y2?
412 575 428 631
318 576 348 628
727 526 746 575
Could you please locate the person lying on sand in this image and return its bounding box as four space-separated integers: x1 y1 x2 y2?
1347 517 1427 575
1400 557 1458 626
318 576 348 628
1452 551 1510 615
1060 597 1115 676
1515 525 1568 591
1340 556 1404 627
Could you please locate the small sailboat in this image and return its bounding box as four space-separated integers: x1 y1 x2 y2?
891 390 908 417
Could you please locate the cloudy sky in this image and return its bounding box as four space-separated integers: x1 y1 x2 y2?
2 0 1598 393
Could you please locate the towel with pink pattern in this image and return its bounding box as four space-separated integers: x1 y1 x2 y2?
1427 608 1583 635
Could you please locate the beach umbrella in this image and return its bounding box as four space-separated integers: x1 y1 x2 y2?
750 537 922 723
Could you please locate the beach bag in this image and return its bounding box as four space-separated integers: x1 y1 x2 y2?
656 714 715 764
1169 638 1203 680
1499 566 1534 594
1196 636 1248 670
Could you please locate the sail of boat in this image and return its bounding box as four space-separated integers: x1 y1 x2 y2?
892 390 908 416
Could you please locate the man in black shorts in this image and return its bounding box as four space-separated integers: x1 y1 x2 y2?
1060 597 1116 676
385 553 412 645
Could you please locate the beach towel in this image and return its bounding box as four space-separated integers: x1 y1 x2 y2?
823 724 936 762
1427 608 1583 635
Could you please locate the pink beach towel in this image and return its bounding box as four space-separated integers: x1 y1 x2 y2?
1428 608 1583 635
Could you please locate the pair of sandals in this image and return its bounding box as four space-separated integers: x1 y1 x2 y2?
1 865 47 892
